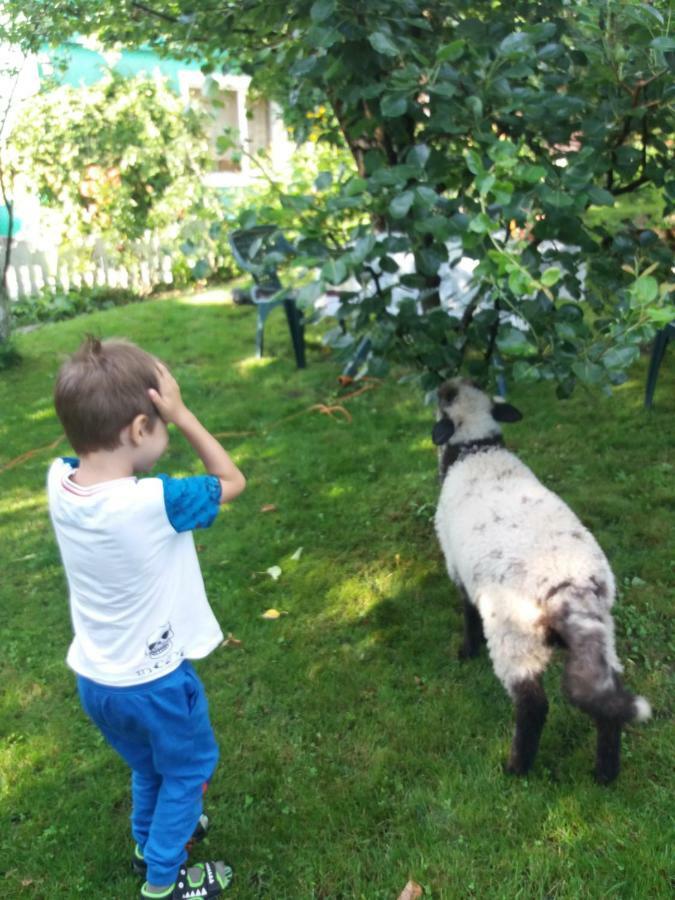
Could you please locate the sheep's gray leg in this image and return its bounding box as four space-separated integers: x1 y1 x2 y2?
562 634 632 784
458 589 485 659
505 678 549 776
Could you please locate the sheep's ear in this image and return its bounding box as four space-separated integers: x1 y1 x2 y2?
492 401 523 423
432 418 455 445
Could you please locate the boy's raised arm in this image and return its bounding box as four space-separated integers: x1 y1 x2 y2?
149 363 246 504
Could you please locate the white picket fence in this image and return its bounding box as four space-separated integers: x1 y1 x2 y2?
1 233 174 301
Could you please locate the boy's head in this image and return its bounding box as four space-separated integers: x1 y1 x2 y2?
54 336 161 455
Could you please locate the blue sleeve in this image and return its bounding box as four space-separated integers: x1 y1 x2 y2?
157 474 222 533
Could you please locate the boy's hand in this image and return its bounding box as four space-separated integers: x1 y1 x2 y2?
148 362 189 425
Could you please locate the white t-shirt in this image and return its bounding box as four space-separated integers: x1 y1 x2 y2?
47 457 224 687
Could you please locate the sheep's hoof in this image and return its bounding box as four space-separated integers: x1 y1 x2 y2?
503 758 528 777
458 641 480 660
593 767 619 786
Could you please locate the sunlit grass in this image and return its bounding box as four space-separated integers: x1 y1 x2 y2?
0 291 673 899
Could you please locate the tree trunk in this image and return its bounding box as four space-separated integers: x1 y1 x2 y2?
0 165 14 343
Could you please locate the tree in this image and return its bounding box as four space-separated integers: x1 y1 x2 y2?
0 45 29 348
3 1 673 393
10 71 212 278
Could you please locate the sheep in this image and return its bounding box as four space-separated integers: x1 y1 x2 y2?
432 378 651 783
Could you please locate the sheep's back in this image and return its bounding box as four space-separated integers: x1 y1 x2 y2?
435 448 615 612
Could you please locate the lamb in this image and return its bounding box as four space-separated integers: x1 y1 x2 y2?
432 378 651 783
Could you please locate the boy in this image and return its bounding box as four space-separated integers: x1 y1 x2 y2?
47 336 246 899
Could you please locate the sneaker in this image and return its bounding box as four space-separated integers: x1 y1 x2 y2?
140 861 233 899
132 814 209 877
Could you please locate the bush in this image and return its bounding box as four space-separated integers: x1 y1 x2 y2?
11 285 143 327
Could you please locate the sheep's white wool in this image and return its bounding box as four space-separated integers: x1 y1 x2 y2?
633 696 652 722
433 379 650 781
435 446 617 691
438 382 501 445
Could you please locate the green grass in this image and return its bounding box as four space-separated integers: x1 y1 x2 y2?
1 291 673 899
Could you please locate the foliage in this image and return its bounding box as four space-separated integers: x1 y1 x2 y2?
4 1 674 394
0 296 673 897
8 71 211 269
0 335 21 369
11 71 207 240
10 284 144 327
217 140 364 277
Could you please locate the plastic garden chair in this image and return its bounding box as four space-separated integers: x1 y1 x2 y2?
228 226 306 368
645 322 674 408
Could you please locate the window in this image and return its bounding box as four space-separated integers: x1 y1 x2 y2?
247 98 271 157
189 86 241 173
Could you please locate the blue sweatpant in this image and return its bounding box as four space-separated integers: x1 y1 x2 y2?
77 661 219 886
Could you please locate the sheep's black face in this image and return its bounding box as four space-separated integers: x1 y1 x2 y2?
433 379 523 447
432 417 455 445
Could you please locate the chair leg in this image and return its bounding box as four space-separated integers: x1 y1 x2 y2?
256 306 271 358
645 327 670 409
284 298 306 369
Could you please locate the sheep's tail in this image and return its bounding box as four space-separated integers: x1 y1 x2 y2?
552 605 652 724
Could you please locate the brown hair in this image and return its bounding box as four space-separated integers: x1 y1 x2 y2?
54 336 160 453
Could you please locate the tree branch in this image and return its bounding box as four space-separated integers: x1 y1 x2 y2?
131 2 179 24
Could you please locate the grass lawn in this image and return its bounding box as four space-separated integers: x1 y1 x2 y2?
0 290 673 899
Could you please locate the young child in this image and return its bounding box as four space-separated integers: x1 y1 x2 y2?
47 336 246 899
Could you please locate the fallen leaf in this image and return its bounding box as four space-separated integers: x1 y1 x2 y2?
397 881 423 900
261 608 284 620
290 546 303 561
266 565 282 581
260 504 277 513
222 633 243 649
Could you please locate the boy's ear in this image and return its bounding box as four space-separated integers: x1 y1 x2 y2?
432 418 455 445
492 401 523 423
128 413 149 445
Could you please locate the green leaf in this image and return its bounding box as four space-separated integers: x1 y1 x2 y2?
499 31 532 56
314 171 333 191
466 96 483 118
310 0 336 22
427 82 458 98
408 144 431 168
541 267 562 287
191 258 210 279
414 186 438 207
465 149 483 175
554 322 579 342
321 258 348 284
381 95 408 117
389 191 414 219
368 32 399 57
650 36 675 52
496 326 537 358
512 361 541 383
296 281 323 306
468 212 494 234
632 275 659 305
602 344 639 370
572 360 604 384
476 173 495 196
647 307 675 325
508 269 537 295
343 177 368 197
437 39 465 62
587 186 615 207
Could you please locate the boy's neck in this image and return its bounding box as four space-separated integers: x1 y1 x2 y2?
72 448 135 486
